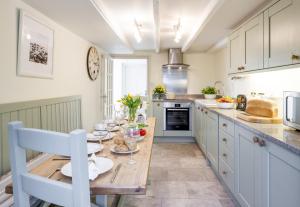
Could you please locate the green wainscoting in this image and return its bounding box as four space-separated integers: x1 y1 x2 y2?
0 96 82 176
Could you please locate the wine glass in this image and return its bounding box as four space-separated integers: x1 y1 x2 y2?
125 135 137 165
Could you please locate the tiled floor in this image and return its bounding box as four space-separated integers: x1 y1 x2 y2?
121 143 237 207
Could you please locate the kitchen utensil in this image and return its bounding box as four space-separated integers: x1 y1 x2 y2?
110 163 122 183
237 112 282 124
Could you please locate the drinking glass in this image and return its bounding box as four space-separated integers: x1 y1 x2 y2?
125 136 137 165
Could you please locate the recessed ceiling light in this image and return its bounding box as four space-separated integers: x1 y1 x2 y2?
174 19 182 43
134 19 142 43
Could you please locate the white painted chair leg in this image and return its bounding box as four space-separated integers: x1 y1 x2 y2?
95 195 108 207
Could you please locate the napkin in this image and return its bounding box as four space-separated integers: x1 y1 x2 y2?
88 154 101 180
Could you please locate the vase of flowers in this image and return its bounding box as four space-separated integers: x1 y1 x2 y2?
153 85 167 100
119 94 142 122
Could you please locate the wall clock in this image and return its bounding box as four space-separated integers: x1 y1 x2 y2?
87 46 100 81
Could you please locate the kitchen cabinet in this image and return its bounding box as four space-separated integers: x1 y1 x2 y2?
152 102 164 136
264 0 300 68
206 111 219 172
228 29 243 74
199 108 207 155
228 14 263 74
234 125 263 207
241 13 264 71
261 138 300 207
194 104 202 147
235 125 300 207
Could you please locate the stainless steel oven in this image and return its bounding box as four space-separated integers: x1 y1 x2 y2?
284 91 300 130
163 102 192 131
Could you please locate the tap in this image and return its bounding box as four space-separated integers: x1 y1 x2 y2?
214 81 224 96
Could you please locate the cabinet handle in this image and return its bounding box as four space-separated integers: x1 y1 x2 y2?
291 54 300 60
222 138 227 142
238 66 245 71
197 107 200 110
258 139 266 147
222 171 227 175
222 123 227 127
201 108 204 112
253 137 259 143
222 153 227 157
157 103 160 107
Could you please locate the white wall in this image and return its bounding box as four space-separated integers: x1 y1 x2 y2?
0 0 106 131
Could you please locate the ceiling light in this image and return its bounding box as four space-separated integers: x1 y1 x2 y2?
174 19 182 43
134 19 142 43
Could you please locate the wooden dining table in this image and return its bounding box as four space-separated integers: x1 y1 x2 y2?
5 117 156 207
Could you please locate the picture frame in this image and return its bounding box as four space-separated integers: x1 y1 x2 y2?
17 10 54 79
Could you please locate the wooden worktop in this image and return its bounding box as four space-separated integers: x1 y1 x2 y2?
5 117 156 196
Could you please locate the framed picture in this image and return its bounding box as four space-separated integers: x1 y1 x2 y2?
17 10 54 79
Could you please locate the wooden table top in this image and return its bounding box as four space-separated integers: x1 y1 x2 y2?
5 117 156 196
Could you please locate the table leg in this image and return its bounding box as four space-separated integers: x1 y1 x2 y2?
95 195 108 207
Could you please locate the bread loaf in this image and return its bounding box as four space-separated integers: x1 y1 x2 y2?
246 99 278 118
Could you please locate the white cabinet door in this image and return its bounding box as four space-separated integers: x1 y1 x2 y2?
206 111 219 171
235 126 262 207
228 29 243 74
152 102 164 136
241 13 264 71
261 140 300 207
264 0 300 68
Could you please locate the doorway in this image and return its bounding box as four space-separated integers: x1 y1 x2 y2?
112 58 148 104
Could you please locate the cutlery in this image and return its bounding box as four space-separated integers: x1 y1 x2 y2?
52 158 70 161
47 168 61 178
111 163 122 183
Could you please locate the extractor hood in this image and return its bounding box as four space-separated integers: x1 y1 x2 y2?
162 48 190 69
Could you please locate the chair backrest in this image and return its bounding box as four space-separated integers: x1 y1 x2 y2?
8 121 90 207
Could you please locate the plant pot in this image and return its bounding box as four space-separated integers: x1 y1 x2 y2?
204 94 216 99
152 93 166 100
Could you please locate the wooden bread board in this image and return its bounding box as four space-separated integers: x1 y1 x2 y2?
237 112 282 124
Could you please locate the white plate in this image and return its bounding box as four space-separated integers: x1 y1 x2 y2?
87 132 114 141
93 131 108 136
100 133 115 141
87 143 104 154
107 126 120 132
217 102 235 109
110 145 140 154
61 157 114 178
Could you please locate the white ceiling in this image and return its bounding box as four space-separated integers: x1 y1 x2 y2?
22 0 271 54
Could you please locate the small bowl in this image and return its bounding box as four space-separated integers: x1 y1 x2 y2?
204 94 217 99
95 123 107 131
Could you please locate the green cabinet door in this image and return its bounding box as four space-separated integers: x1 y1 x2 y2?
261 139 300 207
235 125 262 207
206 111 219 172
152 102 164 136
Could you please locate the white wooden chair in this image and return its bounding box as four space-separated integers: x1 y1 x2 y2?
8 121 91 207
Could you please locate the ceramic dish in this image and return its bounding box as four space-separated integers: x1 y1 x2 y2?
217 102 235 109
110 145 140 154
87 143 104 154
61 157 113 178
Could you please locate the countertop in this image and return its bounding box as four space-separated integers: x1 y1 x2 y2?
195 99 300 156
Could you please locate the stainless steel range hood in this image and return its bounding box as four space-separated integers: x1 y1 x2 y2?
162 48 190 69
162 48 189 94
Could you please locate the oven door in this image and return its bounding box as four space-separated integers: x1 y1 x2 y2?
165 108 190 131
